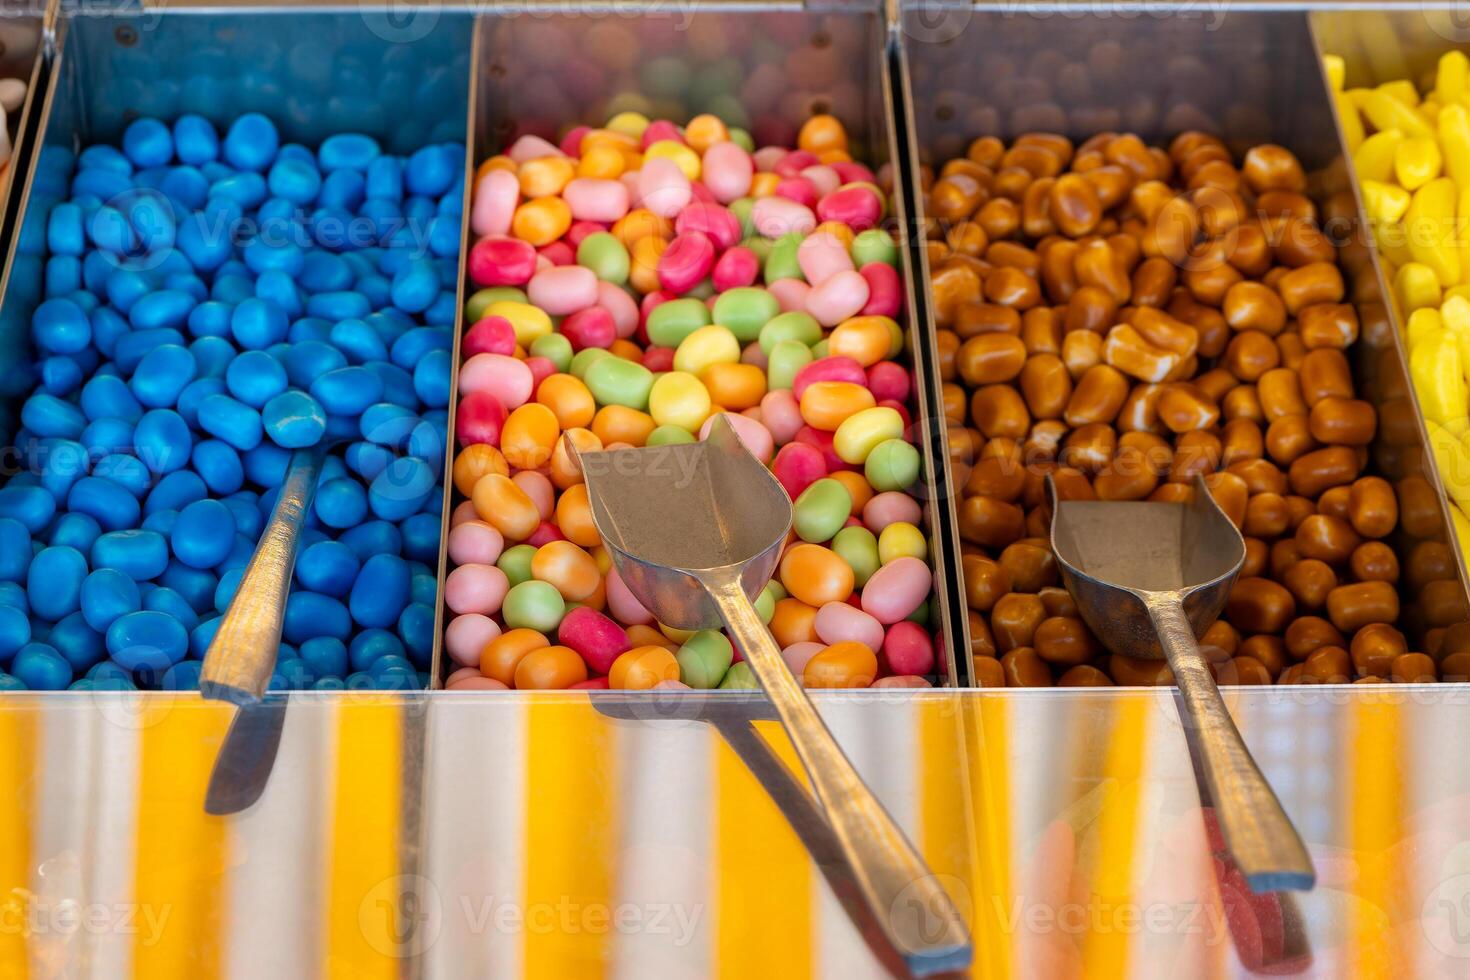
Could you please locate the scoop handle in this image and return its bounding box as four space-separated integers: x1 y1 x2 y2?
1145 594 1315 893
201 446 326 704
699 569 972 977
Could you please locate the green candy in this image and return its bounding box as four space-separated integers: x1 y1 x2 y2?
767 340 814 391
465 286 528 322
729 127 755 152
530 333 574 373
645 298 711 348
647 424 696 447
759 311 823 355
831 526 880 587
503 580 566 633
641 56 692 98
718 661 759 690
794 478 852 543
852 228 900 268
906 600 930 626
865 439 922 492
730 198 758 239
712 287 780 343
765 580 787 602
754 583 778 624
740 235 772 263
676 630 735 689
497 544 538 587
570 347 613 380
585 356 654 410
811 339 830 359
686 279 715 301
764 232 806 282
576 232 630 285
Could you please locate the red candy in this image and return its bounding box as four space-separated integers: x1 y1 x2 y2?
712 246 760 291
867 361 910 402
674 202 741 251
859 262 903 317
792 355 867 400
566 220 607 248
641 346 675 372
558 607 632 674
881 621 935 676
462 315 517 357
538 241 574 266
816 185 882 230
456 391 507 446
772 442 827 500
657 231 716 294
561 307 617 351
468 236 537 287
559 125 590 156
524 356 557 391
527 521 566 546
775 150 819 177
640 120 683 149
774 177 818 209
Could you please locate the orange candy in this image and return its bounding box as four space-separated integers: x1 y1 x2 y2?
554 483 601 547
549 428 602 489
453 443 509 497
577 144 626 179
829 470 874 513
802 641 878 688
609 338 644 361
629 236 668 294
609 645 681 689
799 381 877 431
511 197 572 247
472 473 541 541
827 316 897 367
500 402 561 470
536 374 596 429
684 114 730 153
514 645 589 690
700 363 767 410
518 156 576 198
481 628 550 685
612 209 672 249
798 114 848 155
591 405 656 447
779 543 856 607
769 597 820 647
625 624 678 650
530 540 602 602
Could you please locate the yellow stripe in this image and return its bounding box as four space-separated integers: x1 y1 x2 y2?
1348 697 1408 978
324 697 403 979
0 699 36 980
523 697 619 978
714 719 811 980
133 699 232 979
1079 694 1148 977
920 696 1011 979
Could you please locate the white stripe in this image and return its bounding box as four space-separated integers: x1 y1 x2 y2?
81 701 143 980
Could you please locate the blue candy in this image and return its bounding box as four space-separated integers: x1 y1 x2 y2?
21 393 87 439
397 602 435 668
67 477 140 530
173 115 219 165
130 290 197 332
80 567 142 632
296 540 360 596
130 344 197 408
0 605 31 661
368 456 435 521
143 586 199 630
123 118 174 168
222 113 279 172
133 409 193 473
48 612 104 671
0 519 32 581
50 513 101 553
225 349 288 407
309 365 383 416
0 487 54 535
171 499 234 570
315 478 368 530
12 643 73 690
106 610 187 671
92 529 169 581
144 470 207 515
230 298 288 350
349 554 411 629
162 659 203 691
33 298 92 354
27 546 88 620
283 591 351 644
191 440 244 494
319 133 380 171
261 390 326 448
80 374 143 421
161 561 217 614
197 394 263 451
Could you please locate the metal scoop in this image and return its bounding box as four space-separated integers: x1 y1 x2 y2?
1047 473 1314 893
574 416 972 977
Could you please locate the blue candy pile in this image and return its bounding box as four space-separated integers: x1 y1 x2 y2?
0 113 464 691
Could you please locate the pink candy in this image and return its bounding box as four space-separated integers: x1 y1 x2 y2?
461 316 516 357
558 607 632 675
797 232 854 286
862 491 923 533
638 157 691 218
783 641 824 675
860 557 931 625
792 356 867 400
774 150 819 178
767 278 811 313
772 442 826 500
760 389 803 445
507 135 563 162
445 614 502 668
455 391 507 446
775 177 818 209
641 120 683 149
807 269 870 326
675 202 741 251
527 265 599 315
700 412 773 463
468 235 537 287
459 353 533 407
867 361 910 403
881 621 936 676
871 676 931 689
445 563 510 616
799 165 842 196
563 178 630 223
816 185 883 229
712 246 759 291
703 141 754 203
815 601 885 651
605 566 653 625
513 470 555 519
447 520 505 565
657 232 715 294
471 169 519 237
859 262 902 317
561 306 617 351
597 281 639 338
752 196 816 238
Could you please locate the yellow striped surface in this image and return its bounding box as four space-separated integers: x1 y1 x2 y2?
1348 696 1407 978
0 701 36 980
1079 695 1148 978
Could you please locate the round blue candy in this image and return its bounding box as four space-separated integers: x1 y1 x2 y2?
319 133 380 171
339 520 401 561
130 290 196 332
283 591 351 644
348 628 405 672
366 156 403 201
349 554 410 629
38 438 89 501
130 344 197 408
262 390 326 449
92 454 151 497
0 605 30 660
223 113 279 172
92 529 169 581
397 602 435 668
0 582 26 613
133 409 192 474
329 319 388 364
21 393 86 439
80 418 134 458
27 546 88 620
143 586 199 630
368 456 435 521
107 610 187 671
67 477 140 531
296 540 360 596
0 519 30 582
160 167 210 211
11 643 73 690
88 205 137 254
197 394 263 451
390 258 438 314
413 348 451 408
80 567 141 632
81 374 143 422
173 115 219 165
213 567 244 611
141 509 177 536
242 443 289 488
171 499 234 570
48 203 85 256
345 441 392 481
50 513 101 554
359 402 414 447
267 157 321 205
299 636 348 678
33 298 91 354
123 118 173 167
225 350 288 407
314 478 368 529
47 612 104 671
176 378 225 428
189 616 221 658
400 513 442 564
162 659 203 691
144 470 207 516
161 561 217 614
187 301 233 339
230 298 288 350
176 212 233 271
0 487 54 535
192 440 244 494
406 144 456 197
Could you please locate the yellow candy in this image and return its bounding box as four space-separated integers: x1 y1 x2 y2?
486 300 552 346
877 522 927 564
1354 129 1404 182
1378 79 1422 107
658 621 696 644
1410 326 1468 425
832 406 905 464
1406 306 1444 347
645 140 702 181
1449 503 1470 573
1396 262 1443 313
1428 421 1470 513
1395 137 1442 190
1407 178 1461 286
647 371 712 432
1361 180 1411 224
1323 54 1346 92
1334 92 1365 153
1443 105 1470 191
1439 50 1470 104
673 324 740 375
1448 285 1470 304
1362 90 1433 138
606 111 650 139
